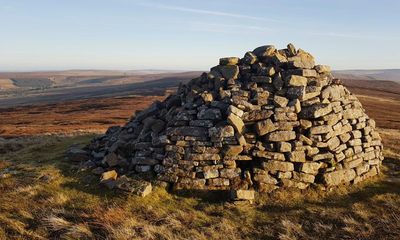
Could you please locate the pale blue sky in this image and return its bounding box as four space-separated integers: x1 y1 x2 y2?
0 0 399 71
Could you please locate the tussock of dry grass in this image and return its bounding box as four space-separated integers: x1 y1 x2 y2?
0 133 399 240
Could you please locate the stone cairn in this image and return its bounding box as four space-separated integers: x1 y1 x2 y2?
85 43 383 200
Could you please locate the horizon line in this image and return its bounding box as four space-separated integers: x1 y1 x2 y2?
1 68 400 73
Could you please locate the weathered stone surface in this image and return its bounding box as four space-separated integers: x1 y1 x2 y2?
288 49 315 69
277 142 292 153
277 171 292 179
85 43 383 196
218 65 239 79
151 119 165 133
274 95 289 107
262 160 294 172
203 169 219 179
253 173 278 184
310 125 332 134
253 150 285 161
290 69 317 77
135 165 151 172
315 65 331 73
101 170 118 183
255 119 277 136
287 43 297 56
288 151 306 162
224 145 243 157
209 125 235 138
287 75 308 87
251 76 272 83
343 108 363 119
344 158 363 169
228 105 244 117
116 176 152 197
299 162 322 174
197 108 222 120
219 57 240 66
227 113 244 133
253 45 276 57
300 104 332 118
312 152 334 161
322 169 356 186
166 127 207 137
103 153 119 167
220 168 241 178
327 137 340 151
293 172 315 183
242 51 257 64
188 153 221 161
321 85 343 101
243 110 274 122
190 120 214 128
231 189 255 200
267 131 296 142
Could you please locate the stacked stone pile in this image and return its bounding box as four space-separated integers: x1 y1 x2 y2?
85 43 383 198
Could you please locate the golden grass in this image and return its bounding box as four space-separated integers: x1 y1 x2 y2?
0 132 399 240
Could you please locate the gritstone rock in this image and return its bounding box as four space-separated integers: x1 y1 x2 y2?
83 43 384 199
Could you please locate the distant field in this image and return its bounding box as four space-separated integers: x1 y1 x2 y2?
0 71 200 108
0 94 167 137
0 70 200 90
334 69 400 82
0 79 17 90
11 78 53 88
341 79 400 130
0 78 399 137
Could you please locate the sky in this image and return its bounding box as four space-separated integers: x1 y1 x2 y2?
0 0 399 71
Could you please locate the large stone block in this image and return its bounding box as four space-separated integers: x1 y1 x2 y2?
267 131 296 142
219 57 240 65
299 162 322 174
292 172 315 183
288 49 315 69
218 65 240 79
287 151 306 162
253 45 276 57
262 160 294 172
300 104 333 119
287 75 308 87
224 145 243 157
310 125 332 135
255 119 277 136
322 169 356 186
227 113 245 133
231 189 255 200
243 110 274 122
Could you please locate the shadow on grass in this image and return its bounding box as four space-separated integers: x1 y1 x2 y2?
172 189 231 203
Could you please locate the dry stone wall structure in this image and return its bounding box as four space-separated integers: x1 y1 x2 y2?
86 43 383 196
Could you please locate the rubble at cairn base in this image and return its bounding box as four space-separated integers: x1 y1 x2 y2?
83 43 383 200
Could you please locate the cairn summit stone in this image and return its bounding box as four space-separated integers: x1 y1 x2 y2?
85 43 383 197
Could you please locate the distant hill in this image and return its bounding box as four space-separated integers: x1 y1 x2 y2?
334 69 400 82
0 70 200 91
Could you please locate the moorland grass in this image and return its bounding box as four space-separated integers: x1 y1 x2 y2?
0 129 399 239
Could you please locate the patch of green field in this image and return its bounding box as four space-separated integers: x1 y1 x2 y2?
0 133 399 239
